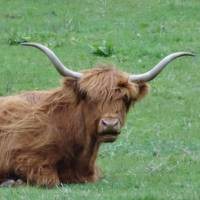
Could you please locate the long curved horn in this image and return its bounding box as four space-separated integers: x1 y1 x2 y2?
129 52 195 82
21 42 82 79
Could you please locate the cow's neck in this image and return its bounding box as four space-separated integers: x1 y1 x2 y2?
45 91 101 173
78 135 100 170
48 101 99 170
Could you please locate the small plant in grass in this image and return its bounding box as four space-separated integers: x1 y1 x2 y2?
90 40 114 57
8 32 31 45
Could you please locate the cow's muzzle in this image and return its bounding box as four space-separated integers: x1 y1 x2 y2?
99 118 120 132
98 118 121 142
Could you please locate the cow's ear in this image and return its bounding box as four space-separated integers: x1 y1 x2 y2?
63 77 87 101
63 77 88 100
136 82 149 101
63 77 78 90
63 77 80 96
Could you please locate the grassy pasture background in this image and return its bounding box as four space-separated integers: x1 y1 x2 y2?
0 0 200 199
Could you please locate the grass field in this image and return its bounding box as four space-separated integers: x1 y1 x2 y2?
0 0 200 199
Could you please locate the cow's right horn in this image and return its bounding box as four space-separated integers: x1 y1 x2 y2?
21 42 82 79
129 52 195 82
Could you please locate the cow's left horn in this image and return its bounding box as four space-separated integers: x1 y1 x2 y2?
21 42 82 79
129 52 195 82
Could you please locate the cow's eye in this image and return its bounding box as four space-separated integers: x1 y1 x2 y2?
79 90 87 100
123 94 130 105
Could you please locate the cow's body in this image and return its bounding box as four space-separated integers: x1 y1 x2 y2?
0 67 148 187
0 43 193 187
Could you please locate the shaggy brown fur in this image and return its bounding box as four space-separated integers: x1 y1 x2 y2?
0 65 148 187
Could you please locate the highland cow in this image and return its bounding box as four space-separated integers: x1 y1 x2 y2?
0 43 194 187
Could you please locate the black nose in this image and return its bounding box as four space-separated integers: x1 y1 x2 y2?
100 118 120 131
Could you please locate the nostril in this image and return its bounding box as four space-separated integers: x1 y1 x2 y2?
101 119 108 127
112 119 119 127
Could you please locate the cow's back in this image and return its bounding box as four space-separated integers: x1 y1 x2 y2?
19 90 52 106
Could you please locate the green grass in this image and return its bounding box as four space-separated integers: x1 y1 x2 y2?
0 0 200 199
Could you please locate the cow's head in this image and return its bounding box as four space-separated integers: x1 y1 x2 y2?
21 43 194 143
77 67 149 142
